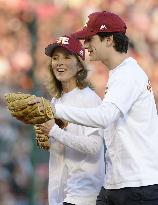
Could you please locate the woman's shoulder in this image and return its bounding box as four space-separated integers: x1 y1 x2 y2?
81 86 99 96
78 87 102 106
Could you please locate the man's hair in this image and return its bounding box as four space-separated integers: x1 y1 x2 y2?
97 32 129 53
45 55 88 98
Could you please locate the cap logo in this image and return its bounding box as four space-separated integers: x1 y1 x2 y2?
80 50 84 56
56 36 69 45
100 25 107 30
84 17 89 27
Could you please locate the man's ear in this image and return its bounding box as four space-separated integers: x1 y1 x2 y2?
104 35 114 47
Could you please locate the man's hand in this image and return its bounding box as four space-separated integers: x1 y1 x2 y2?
28 97 56 114
35 118 55 136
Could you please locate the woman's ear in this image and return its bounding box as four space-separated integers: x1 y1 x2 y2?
77 61 83 72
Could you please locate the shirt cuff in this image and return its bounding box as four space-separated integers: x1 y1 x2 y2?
49 124 60 140
54 104 60 118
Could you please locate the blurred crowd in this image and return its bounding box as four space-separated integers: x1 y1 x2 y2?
0 0 158 204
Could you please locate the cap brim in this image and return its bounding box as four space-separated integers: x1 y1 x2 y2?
45 43 60 57
45 43 78 58
72 28 96 39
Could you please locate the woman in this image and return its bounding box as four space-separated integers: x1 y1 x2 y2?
36 35 105 205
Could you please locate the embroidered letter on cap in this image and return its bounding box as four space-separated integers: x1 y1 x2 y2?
80 50 84 56
57 37 69 45
100 25 107 30
84 17 89 27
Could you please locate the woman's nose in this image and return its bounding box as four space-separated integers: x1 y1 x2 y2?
56 58 64 66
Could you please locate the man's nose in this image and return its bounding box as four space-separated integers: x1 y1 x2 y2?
84 40 89 49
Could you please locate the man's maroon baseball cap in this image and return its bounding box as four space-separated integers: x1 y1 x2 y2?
45 35 85 60
72 11 127 39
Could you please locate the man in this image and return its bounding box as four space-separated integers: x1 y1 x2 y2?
33 11 158 205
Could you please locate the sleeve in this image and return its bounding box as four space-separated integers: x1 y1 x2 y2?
54 69 145 128
49 124 104 155
51 97 56 105
55 102 121 129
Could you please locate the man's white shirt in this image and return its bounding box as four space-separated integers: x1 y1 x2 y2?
55 57 158 189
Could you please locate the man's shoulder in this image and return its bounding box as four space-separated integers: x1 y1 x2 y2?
110 57 147 81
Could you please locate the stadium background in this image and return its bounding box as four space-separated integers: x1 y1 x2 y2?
0 0 158 204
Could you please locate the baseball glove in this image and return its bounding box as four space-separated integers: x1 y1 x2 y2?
34 119 68 151
5 92 54 125
34 125 50 151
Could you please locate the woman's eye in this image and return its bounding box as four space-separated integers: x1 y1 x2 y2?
65 55 71 59
52 57 57 61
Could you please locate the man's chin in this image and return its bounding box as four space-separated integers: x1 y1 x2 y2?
89 55 96 61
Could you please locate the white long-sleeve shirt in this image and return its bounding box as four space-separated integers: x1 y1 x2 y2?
48 87 105 205
55 101 120 129
50 124 103 155
54 57 158 190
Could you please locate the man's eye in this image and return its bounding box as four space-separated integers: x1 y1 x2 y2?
85 38 91 43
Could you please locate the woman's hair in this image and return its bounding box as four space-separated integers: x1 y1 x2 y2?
45 55 88 98
97 32 129 53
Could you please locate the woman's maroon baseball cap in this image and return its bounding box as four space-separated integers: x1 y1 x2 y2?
72 11 127 39
45 35 85 60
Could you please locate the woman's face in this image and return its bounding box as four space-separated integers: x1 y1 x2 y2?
51 47 80 84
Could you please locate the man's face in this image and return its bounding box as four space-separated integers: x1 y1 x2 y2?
84 34 114 67
84 35 105 62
